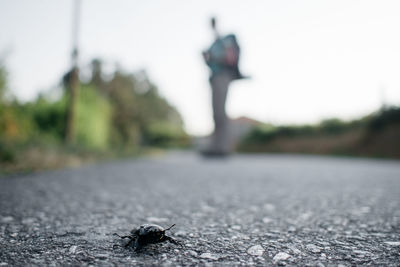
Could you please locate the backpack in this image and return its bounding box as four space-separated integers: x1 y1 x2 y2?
207 34 240 68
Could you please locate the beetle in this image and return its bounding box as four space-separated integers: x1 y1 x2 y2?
114 223 180 251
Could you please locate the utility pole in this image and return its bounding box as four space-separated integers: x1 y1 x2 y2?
65 0 81 144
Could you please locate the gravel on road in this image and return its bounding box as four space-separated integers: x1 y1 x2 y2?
1 152 399 266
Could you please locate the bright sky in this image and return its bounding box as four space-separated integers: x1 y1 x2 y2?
1 0 400 135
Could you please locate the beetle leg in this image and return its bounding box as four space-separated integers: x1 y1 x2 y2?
112 244 122 249
165 224 176 231
113 233 131 239
124 237 136 248
133 238 142 251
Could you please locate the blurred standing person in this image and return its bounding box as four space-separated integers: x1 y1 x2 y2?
202 17 247 156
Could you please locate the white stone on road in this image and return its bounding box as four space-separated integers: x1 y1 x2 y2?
273 252 291 262
199 253 219 260
262 217 272 223
247 245 265 256
188 250 198 257
69 245 78 254
306 244 322 253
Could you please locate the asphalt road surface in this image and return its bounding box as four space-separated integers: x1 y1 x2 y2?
1 152 399 266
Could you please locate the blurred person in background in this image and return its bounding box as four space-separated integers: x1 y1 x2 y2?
202 17 247 156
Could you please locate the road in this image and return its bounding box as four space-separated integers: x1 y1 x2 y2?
1 152 399 266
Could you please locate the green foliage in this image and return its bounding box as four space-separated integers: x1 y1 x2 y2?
242 123 317 144
0 139 15 162
239 106 400 158
1 58 188 168
242 124 276 143
242 115 373 146
145 121 188 147
318 118 347 134
76 85 111 149
103 68 186 148
31 96 66 140
0 60 9 102
368 106 400 131
1 61 65 145
106 71 141 147
0 102 36 143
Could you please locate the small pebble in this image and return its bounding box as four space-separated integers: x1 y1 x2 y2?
188 250 198 257
199 252 218 260
69 246 78 254
273 252 291 262
353 250 369 255
231 225 241 230
306 244 322 253
290 247 301 254
262 217 272 224
247 245 264 256
174 230 186 237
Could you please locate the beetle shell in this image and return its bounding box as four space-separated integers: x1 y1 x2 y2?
132 224 165 236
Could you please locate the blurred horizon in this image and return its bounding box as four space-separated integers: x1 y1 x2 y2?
1 0 400 135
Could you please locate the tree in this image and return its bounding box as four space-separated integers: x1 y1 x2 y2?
0 60 8 103
87 61 187 148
